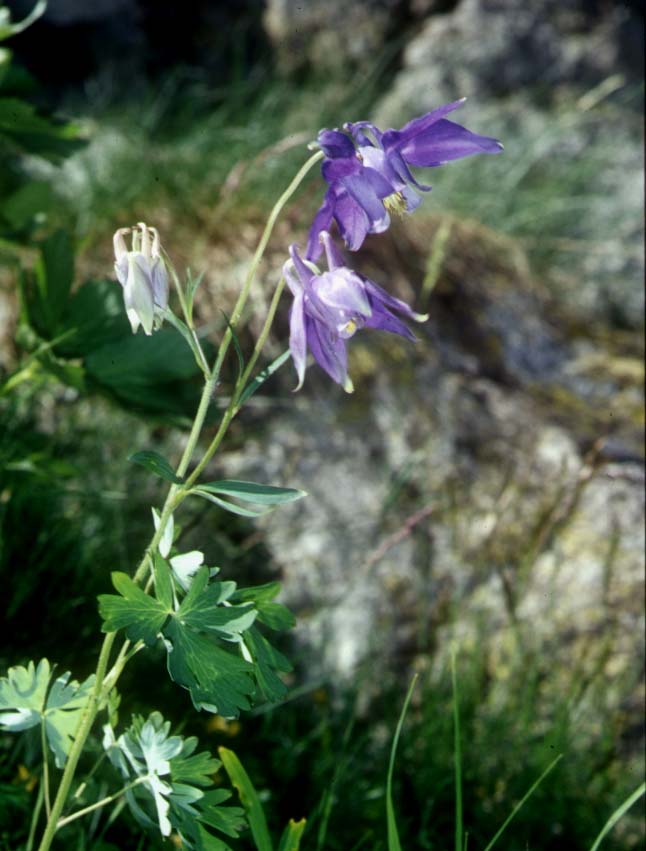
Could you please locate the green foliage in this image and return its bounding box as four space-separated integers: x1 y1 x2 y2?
588 783 646 851
219 747 307 851
385 675 416 851
19 229 74 337
0 95 80 161
0 659 94 768
99 560 295 716
231 583 295 703
197 481 307 507
239 350 291 405
219 747 273 851
191 480 306 518
128 450 185 485
0 6 83 259
103 710 245 849
277 819 307 851
14 238 211 419
0 2 47 43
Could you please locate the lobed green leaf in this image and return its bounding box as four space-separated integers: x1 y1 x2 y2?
0 659 95 767
98 572 169 645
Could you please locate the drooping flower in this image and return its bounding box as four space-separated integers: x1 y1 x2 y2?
285 231 427 392
306 99 503 259
113 222 169 335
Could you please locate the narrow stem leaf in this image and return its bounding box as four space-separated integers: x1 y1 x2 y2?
386 674 418 851
588 782 646 851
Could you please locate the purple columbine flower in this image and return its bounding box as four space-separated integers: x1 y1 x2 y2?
113 222 169 335
285 231 428 393
306 98 503 260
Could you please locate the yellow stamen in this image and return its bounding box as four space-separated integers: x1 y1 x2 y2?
343 319 358 336
383 191 408 216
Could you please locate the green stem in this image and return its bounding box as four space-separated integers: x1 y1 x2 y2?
27 780 45 851
40 720 51 819
215 150 322 377
234 276 286 413
184 152 322 488
131 368 219 586
166 260 210 376
36 634 116 851
56 777 148 829
35 149 322 850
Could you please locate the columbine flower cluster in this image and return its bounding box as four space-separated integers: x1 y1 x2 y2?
112 100 501 391
291 99 502 390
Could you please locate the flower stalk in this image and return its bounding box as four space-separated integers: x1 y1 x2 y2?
35 148 323 851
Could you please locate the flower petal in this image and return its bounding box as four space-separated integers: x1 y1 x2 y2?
314 268 371 317
399 118 504 167
306 191 335 261
322 156 362 182
114 255 129 288
320 230 347 271
289 291 308 391
124 254 155 335
332 189 373 251
306 314 351 390
363 277 428 323
289 244 315 287
381 98 466 150
357 146 401 189
343 167 394 209
150 258 169 308
344 120 384 146
364 303 417 341
387 148 432 192
318 128 356 159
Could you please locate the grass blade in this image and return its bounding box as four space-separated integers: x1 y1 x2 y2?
278 818 307 851
218 746 273 851
451 648 462 851
588 781 645 851
482 753 563 851
386 673 418 851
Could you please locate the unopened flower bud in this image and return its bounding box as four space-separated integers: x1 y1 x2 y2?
113 222 169 335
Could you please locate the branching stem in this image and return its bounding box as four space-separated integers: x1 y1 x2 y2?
56 777 148 829
35 149 322 851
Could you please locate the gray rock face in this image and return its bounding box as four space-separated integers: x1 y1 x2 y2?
376 0 642 118
263 0 642 86
215 219 644 690
263 0 408 72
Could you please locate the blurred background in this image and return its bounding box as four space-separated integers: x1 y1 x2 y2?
0 0 644 848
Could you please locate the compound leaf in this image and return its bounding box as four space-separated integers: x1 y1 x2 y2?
0 659 49 732
98 572 169 646
0 659 95 767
